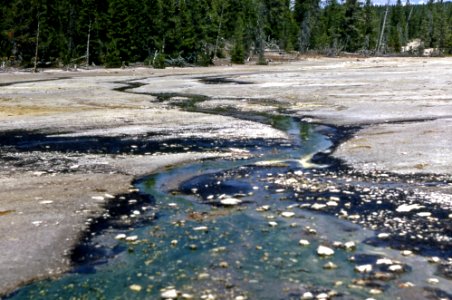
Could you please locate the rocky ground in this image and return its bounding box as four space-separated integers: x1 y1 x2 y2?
0 57 451 297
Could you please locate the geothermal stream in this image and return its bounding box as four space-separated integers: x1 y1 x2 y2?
6 79 452 300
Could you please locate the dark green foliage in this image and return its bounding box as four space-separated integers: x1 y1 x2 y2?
231 17 246 64
152 52 166 69
0 0 451 68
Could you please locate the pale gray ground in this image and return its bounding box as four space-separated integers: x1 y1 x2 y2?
0 57 451 296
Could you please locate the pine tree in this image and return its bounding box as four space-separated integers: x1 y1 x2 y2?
294 0 320 52
341 0 363 52
231 16 245 64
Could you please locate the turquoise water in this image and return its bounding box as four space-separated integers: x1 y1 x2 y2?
8 119 450 299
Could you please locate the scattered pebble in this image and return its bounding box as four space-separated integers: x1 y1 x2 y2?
396 203 423 212
388 265 404 272
355 264 372 273
377 233 390 239
311 203 327 210
323 262 338 270
416 212 431 217
344 241 356 250
198 273 210 280
369 289 382 295
376 258 393 265
400 250 413 256
316 293 328 299
125 235 138 242
399 282 415 288
161 288 178 299
129 284 142 292
428 256 440 263
220 197 242 206
317 245 335 256
38 200 53 205
427 278 439 284
193 226 208 231
281 211 295 218
115 234 126 240
301 292 314 299
268 221 278 227
299 239 310 246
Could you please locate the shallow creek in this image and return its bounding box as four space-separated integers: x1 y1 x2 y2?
8 113 451 300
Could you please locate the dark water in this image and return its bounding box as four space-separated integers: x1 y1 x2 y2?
7 118 451 300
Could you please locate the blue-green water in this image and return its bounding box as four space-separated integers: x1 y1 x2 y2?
8 119 451 300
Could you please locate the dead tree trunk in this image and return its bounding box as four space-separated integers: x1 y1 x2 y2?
33 20 40 73
86 20 92 68
214 3 225 59
377 1 390 54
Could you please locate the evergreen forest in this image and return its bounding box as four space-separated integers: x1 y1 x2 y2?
0 0 451 68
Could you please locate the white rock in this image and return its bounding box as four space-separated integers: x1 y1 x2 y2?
39 200 54 205
256 205 270 212
316 293 328 299
388 264 404 272
104 193 115 199
268 221 278 227
377 233 390 239
220 198 242 206
332 241 343 248
129 284 142 292
161 289 178 299
311 203 327 210
275 189 285 193
317 245 335 256
344 241 356 250
428 256 440 263
323 261 338 269
281 211 295 218
126 235 138 242
396 204 423 212
115 234 127 240
427 278 439 284
376 258 393 265
234 296 246 300
91 196 105 201
401 250 413 256
355 264 372 273
416 212 431 217
301 292 314 299
299 239 310 246
193 226 208 231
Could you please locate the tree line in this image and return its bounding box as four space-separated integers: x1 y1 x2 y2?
0 0 451 68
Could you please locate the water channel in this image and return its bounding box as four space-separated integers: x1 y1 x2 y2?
6 82 451 300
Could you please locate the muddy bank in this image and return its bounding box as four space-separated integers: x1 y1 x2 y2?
0 57 451 296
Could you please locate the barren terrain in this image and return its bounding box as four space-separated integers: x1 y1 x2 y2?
0 57 451 297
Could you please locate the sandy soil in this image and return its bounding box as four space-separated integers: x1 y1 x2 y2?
0 57 451 296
